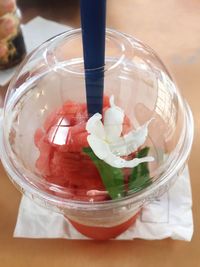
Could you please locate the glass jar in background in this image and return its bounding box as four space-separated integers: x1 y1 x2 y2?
0 0 26 70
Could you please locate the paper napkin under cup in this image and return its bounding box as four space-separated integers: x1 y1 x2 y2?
14 167 193 241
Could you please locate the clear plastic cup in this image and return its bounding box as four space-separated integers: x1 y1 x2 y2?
0 29 194 240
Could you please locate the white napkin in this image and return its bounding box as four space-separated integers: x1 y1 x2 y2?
0 17 71 86
14 166 193 241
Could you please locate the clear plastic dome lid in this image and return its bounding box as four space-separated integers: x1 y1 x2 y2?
1 29 193 203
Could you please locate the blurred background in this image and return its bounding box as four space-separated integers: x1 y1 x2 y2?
18 0 80 25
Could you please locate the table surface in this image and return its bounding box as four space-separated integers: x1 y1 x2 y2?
0 1 200 266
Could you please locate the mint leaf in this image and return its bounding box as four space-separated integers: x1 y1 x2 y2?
128 147 152 191
83 147 125 199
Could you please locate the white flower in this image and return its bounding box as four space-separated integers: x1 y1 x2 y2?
86 96 154 168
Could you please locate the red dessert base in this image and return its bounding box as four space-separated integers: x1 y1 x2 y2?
67 212 140 240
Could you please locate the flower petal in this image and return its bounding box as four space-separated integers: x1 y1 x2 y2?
87 135 110 160
104 95 124 142
101 147 154 168
86 113 105 139
110 119 153 156
88 134 154 168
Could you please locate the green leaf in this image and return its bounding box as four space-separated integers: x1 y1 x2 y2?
128 147 152 192
83 147 125 200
